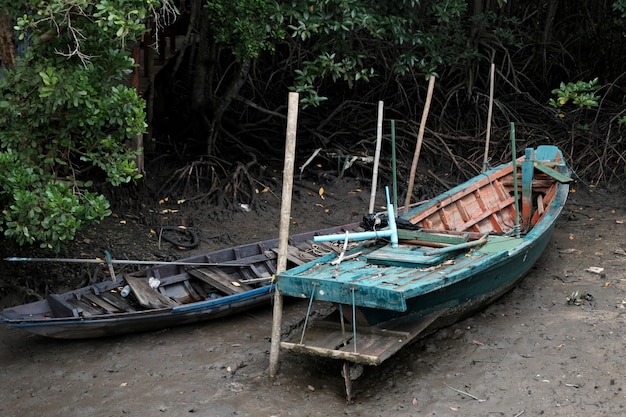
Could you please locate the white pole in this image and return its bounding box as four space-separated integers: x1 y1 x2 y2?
368 101 384 213
269 92 299 378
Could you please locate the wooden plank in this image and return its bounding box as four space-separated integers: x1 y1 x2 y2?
47 294 80 318
187 267 252 295
272 244 322 266
534 162 573 183
82 292 122 313
281 311 444 366
68 297 100 317
99 291 134 312
366 244 449 266
397 229 469 245
479 236 524 253
125 275 178 309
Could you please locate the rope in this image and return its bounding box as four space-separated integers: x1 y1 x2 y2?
159 226 199 249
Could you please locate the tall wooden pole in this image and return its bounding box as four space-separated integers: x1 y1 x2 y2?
404 75 436 214
482 63 496 172
269 92 299 378
368 101 384 214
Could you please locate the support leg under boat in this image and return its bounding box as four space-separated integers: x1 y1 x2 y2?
341 361 364 404
342 361 353 404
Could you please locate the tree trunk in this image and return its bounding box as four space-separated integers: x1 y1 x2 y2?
0 8 16 69
190 4 212 116
205 58 251 155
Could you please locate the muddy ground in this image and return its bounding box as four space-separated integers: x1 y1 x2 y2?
1 176 626 417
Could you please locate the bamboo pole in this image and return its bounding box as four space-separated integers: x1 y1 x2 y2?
404 75 436 214
482 63 496 172
391 120 398 211
368 101 384 214
269 92 299 378
510 122 520 238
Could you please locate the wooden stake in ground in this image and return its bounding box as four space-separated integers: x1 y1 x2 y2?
269 92 299 378
482 63 496 172
368 101 384 214
404 75 436 214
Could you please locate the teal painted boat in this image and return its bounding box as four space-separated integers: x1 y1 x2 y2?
277 145 571 400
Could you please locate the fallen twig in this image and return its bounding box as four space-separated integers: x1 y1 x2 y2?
444 383 486 403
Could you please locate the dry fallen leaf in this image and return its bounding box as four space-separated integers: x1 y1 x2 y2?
472 340 484 346
307 385 315 391
412 397 418 407
318 187 325 199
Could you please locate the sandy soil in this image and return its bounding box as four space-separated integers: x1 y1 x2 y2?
1 178 626 417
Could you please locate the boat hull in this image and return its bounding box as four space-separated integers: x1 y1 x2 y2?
1 223 361 339
2 286 274 339
364 215 555 329
278 145 570 367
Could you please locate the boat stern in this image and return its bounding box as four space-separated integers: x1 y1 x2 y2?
277 272 408 312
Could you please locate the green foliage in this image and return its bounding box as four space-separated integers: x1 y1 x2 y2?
204 0 284 59
0 0 163 251
613 0 626 18
277 0 471 107
548 78 601 110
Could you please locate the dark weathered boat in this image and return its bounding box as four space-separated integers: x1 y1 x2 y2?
276 145 571 400
0 224 361 339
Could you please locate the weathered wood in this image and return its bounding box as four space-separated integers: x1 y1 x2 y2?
281 311 443 366
397 229 469 246
534 162 573 183
99 291 133 312
82 292 122 313
47 294 80 318
367 244 449 266
273 243 336 265
187 267 252 294
125 275 178 309
68 297 101 317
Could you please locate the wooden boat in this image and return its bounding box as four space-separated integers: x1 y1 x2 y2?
0 223 361 339
276 145 572 401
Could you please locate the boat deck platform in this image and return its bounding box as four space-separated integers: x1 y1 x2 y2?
281 309 444 366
